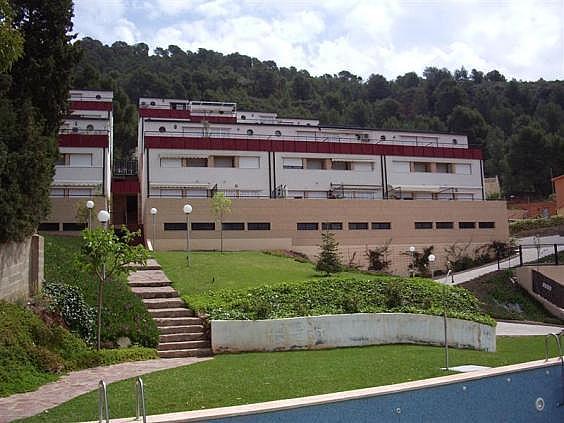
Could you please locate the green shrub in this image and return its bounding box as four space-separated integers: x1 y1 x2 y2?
43 235 159 348
43 282 96 344
509 216 564 235
185 277 495 326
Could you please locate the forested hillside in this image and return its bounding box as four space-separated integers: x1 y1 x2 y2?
72 38 564 198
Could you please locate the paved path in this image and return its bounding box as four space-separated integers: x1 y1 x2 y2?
436 235 564 285
496 321 564 336
0 356 212 423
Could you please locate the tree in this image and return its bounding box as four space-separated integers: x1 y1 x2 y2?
211 192 231 253
447 106 488 147
365 239 391 272
78 227 149 350
366 74 390 101
0 0 23 72
405 246 434 277
316 232 342 275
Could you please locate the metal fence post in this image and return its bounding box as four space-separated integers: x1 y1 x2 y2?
519 245 523 267
555 244 559 266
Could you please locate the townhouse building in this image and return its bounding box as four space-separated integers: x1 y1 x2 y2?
137 98 508 272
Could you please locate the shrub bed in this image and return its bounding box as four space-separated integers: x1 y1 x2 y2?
0 301 157 397
43 235 159 348
185 278 495 326
509 216 564 235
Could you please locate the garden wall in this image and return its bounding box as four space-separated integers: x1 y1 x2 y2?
211 312 496 353
0 234 44 302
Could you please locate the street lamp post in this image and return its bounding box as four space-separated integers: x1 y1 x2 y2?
183 204 192 266
428 254 436 279
86 200 95 230
96 210 110 351
409 246 416 277
443 268 452 371
150 208 158 252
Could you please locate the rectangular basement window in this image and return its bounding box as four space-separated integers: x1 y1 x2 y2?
247 222 271 231
372 222 391 230
297 222 319 231
348 222 369 230
164 222 187 231
436 222 454 229
414 222 433 229
38 222 59 231
322 222 343 230
459 221 476 229
191 222 215 231
62 222 86 231
222 222 245 231
479 221 495 229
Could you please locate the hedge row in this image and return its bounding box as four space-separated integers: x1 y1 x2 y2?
509 216 564 235
0 302 157 397
185 277 495 327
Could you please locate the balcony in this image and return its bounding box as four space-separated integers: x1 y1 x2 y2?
113 159 138 177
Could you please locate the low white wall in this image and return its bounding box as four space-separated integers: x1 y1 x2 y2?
211 313 496 353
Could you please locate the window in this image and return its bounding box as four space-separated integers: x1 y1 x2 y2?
214 156 235 168
248 222 271 231
353 162 373 172
436 163 453 173
239 156 260 169
332 161 351 171
283 157 303 169
55 154 67 166
456 164 472 175
191 222 215 231
479 221 495 229
348 222 368 230
436 222 454 229
322 222 343 230
69 153 92 167
50 188 65 197
306 159 324 170
372 222 391 230
275 130 282 137
415 222 433 229
63 222 86 231
182 158 208 167
86 124 94 131
413 162 431 173
459 222 476 229
158 126 166 133
246 129 254 136
68 188 92 197
297 222 318 231
222 222 244 231
392 161 410 173
38 222 59 231
161 158 181 168
240 115 246 120
164 222 187 231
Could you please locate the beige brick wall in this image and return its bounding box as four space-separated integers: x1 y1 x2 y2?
0 234 44 302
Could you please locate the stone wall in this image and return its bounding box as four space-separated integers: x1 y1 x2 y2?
0 234 44 302
212 312 496 353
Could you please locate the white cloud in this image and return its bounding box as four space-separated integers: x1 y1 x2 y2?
74 0 140 44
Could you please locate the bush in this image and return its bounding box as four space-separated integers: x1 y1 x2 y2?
509 216 564 235
186 277 495 326
43 282 96 344
316 232 342 275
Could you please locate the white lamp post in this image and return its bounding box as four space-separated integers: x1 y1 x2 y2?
96 209 110 351
443 267 452 371
428 254 436 279
183 204 192 266
86 200 95 230
409 246 416 277
150 207 158 251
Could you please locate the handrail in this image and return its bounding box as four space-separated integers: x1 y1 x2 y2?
135 376 147 422
544 333 563 363
98 380 109 423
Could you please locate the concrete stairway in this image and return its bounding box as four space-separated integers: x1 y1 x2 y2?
128 261 212 358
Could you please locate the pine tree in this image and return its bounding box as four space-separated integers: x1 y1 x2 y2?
316 232 342 275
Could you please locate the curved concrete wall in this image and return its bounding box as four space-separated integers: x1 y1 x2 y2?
211 313 496 353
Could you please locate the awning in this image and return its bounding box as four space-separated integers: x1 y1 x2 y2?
150 183 210 189
52 181 99 187
390 185 442 193
159 154 209 159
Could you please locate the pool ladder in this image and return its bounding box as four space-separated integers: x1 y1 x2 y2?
98 376 147 422
544 330 564 407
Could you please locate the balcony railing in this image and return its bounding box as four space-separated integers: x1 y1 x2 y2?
113 159 138 176
59 128 109 136
144 130 467 149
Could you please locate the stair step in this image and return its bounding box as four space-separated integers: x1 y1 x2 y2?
129 280 171 288
143 298 185 309
158 340 210 351
158 348 213 358
128 269 168 281
131 286 178 299
149 308 194 318
159 332 206 342
158 325 204 335
156 317 203 326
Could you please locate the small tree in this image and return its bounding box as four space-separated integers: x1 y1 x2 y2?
78 227 149 350
316 232 342 275
211 192 232 253
365 239 392 272
404 245 434 276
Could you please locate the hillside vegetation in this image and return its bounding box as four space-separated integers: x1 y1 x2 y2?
73 38 564 197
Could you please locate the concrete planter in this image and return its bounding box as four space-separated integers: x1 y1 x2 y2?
211 312 496 353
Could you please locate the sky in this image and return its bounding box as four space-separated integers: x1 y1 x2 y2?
73 0 564 81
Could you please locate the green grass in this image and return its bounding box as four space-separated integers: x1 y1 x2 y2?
23 336 559 422
155 250 372 296
43 235 159 347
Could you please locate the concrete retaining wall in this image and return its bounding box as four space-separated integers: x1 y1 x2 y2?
211 312 496 353
0 234 44 302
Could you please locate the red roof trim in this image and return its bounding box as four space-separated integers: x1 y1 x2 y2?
70 100 112 111
139 109 191 119
144 136 483 160
111 179 140 194
59 134 108 147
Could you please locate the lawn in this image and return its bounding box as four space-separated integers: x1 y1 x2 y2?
154 250 373 296
23 336 559 422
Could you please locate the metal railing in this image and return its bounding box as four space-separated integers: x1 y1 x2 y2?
98 380 109 423
135 377 147 422
113 159 138 176
517 243 564 266
60 128 109 136
144 129 469 149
